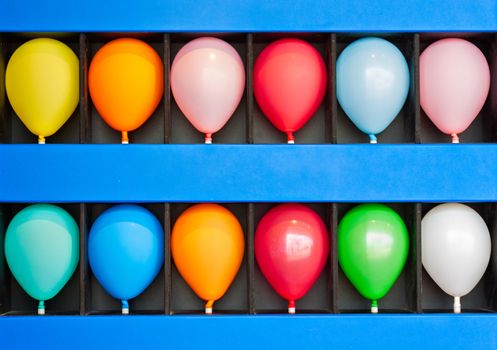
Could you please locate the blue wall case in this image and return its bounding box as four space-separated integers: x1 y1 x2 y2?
1 1 497 348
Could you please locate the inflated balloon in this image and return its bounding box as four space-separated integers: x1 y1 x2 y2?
5 38 79 144
254 38 326 143
255 204 329 314
420 38 490 143
337 37 409 143
89 38 164 144
422 203 491 313
171 204 244 314
171 37 245 144
5 204 79 315
88 205 164 314
338 204 409 313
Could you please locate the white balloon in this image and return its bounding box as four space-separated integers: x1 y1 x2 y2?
422 203 491 312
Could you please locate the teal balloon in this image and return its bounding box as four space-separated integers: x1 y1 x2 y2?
5 204 79 301
337 37 410 142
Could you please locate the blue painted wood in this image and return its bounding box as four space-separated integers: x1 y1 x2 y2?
1 0 497 32
0 144 496 203
1 314 496 349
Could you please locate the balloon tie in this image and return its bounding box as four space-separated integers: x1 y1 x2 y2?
371 300 378 314
369 134 377 144
122 131 129 144
454 296 461 314
451 133 459 144
38 135 46 144
288 300 296 314
287 132 295 144
121 300 129 315
38 300 45 315
205 133 212 144
205 300 214 315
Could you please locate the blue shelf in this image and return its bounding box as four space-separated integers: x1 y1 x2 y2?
1 144 496 203
1 314 497 349
0 0 496 32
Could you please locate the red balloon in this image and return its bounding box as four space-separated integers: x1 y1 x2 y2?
255 204 329 313
254 38 327 143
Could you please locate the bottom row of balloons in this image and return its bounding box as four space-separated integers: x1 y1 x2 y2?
4 202 491 315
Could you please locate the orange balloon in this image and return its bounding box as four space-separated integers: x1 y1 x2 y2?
89 38 164 143
171 204 244 314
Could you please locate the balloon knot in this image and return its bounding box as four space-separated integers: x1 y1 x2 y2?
38 136 46 144
205 133 212 144
454 296 461 314
288 300 296 314
287 132 295 144
38 300 45 315
122 300 129 315
122 131 129 144
369 134 377 144
205 300 214 314
371 300 378 314
451 133 459 144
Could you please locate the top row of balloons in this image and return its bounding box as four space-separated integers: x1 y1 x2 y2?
5 36 490 144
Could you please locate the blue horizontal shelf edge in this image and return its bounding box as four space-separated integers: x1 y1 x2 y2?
0 314 496 349
0 144 496 203
1 0 497 32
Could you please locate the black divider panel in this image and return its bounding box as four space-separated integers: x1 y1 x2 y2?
336 203 417 313
336 34 416 144
421 203 495 313
419 33 496 143
170 203 249 314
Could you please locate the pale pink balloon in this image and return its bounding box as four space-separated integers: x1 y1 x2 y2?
171 37 245 143
420 38 490 143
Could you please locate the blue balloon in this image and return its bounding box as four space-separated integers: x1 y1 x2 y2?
337 37 410 143
88 205 164 311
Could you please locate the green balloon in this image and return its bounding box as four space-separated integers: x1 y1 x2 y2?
338 204 409 311
5 204 79 307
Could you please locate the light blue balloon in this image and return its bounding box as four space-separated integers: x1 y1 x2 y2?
5 204 79 304
88 205 164 308
337 37 410 142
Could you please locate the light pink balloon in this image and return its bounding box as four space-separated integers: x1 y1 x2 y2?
171 37 245 143
420 38 490 143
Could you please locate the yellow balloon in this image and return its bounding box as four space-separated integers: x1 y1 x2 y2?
171 204 245 314
6 38 79 143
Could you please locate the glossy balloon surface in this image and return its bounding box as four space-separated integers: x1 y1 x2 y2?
337 37 409 141
420 38 490 140
89 205 164 301
5 204 79 302
171 203 245 311
422 203 490 298
6 38 79 142
171 37 245 142
89 38 163 140
254 38 327 142
338 204 409 303
255 204 329 307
